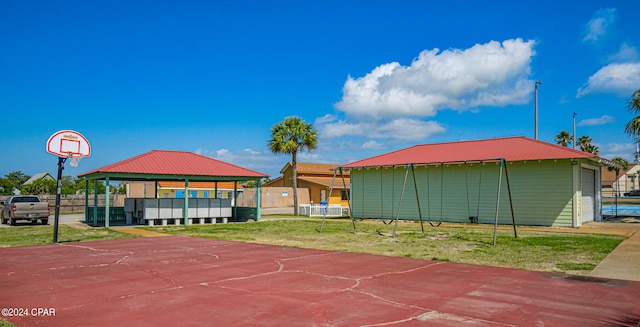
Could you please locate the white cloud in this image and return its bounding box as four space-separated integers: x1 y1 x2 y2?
372 119 446 141
335 38 536 120
582 8 617 43
317 118 445 142
314 114 337 124
576 63 640 97
608 43 640 63
318 120 366 138
599 142 635 161
215 148 232 158
578 115 616 126
362 140 383 150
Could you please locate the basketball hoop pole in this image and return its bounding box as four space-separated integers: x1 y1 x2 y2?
53 156 66 243
46 130 91 243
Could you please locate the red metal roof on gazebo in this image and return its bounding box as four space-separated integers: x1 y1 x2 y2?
79 150 268 178
342 136 598 168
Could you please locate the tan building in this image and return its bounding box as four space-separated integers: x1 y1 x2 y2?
265 162 350 206
601 163 640 196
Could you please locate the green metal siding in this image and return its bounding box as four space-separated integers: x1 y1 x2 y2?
506 161 574 227
350 160 576 227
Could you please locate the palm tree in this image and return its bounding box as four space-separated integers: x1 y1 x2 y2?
268 116 318 216
624 88 640 136
578 135 599 154
555 130 573 147
584 144 600 155
608 157 630 172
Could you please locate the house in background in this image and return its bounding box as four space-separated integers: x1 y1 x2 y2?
341 136 619 228
265 162 350 206
601 163 640 196
17 172 56 194
22 173 55 186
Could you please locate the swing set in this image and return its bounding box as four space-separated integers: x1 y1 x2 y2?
320 158 517 246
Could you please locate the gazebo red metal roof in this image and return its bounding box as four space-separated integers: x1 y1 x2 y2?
342 136 600 168
79 150 267 179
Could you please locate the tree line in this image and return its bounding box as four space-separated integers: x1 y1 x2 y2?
0 171 125 196
554 131 599 154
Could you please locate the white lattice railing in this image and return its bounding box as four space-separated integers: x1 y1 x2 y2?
299 204 345 217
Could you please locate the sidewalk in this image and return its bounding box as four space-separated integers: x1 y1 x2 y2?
58 214 168 237
584 222 640 281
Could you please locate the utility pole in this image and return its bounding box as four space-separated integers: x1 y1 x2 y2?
534 81 542 140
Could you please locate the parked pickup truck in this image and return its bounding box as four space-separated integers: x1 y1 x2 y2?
1 195 50 225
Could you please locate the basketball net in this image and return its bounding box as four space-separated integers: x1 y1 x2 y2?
68 153 81 167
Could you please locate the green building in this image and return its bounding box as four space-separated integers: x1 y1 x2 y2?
340 137 618 227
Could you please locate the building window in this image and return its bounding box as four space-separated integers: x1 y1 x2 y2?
341 190 350 200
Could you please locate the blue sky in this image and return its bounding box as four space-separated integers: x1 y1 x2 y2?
2 0 640 180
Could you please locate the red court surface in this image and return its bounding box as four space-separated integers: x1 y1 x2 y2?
1 236 639 326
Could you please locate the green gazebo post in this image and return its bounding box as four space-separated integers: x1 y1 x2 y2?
256 179 261 221
184 179 190 226
105 176 110 228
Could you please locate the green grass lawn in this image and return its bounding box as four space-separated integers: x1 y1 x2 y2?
0 224 139 247
144 219 624 276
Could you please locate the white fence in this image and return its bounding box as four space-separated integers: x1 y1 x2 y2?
299 204 345 217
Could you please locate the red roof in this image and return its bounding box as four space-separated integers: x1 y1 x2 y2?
80 150 267 178
342 136 598 168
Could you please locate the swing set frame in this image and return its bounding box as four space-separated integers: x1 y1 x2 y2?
320 158 517 246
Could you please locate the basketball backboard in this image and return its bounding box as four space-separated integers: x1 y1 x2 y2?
46 130 91 161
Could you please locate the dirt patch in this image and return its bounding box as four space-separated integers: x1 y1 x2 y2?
424 232 449 241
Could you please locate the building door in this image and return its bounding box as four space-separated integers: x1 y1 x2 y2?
321 190 326 202
581 168 596 223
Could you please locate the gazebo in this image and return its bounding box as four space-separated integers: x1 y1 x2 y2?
78 150 268 227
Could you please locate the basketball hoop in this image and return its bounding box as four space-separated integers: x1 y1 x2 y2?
68 154 82 167
46 130 91 244
46 130 91 168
